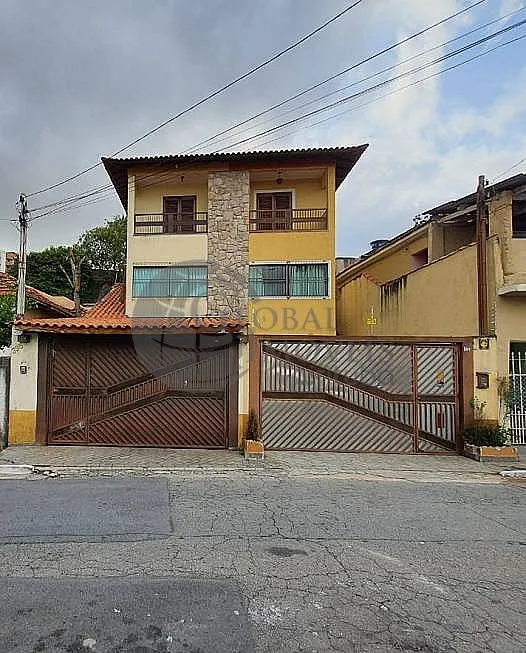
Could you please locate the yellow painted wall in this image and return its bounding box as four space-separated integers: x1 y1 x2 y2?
249 168 336 335
339 232 429 286
8 411 37 445
338 244 479 338
249 174 333 263
134 180 208 213
126 172 209 316
249 298 335 336
9 334 39 444
495 295 526 388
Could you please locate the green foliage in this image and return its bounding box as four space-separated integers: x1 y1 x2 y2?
79 215 127 281
244 409 261 442
463 424 509 447
0 295 16 348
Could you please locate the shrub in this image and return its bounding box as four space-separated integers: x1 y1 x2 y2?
462 424 509 447
244 409 261 442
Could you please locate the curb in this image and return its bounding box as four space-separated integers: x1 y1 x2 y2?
0 464 35 475
500 469 526 478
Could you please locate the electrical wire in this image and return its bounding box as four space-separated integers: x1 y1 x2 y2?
212 19 526 152
492 156 526 182
250 32 526 151
26 0 366 198
186 5 526 155
182 0 489 155
28 24 525 223
26 0 492 218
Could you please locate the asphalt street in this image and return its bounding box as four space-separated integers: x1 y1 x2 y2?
0 472 524 652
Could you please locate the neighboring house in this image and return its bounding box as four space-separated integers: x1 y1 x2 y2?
337 174 526 444
0 271 78 319
9 146 367 448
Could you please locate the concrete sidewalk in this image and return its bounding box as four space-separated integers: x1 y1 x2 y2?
0 445 523 483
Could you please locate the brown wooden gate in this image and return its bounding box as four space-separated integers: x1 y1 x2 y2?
46 334 238 447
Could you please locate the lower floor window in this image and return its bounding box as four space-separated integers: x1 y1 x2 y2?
132 265 207 297
249 263 329 297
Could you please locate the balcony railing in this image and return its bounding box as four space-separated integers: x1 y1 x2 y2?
249 208 328 232
134 212 208 235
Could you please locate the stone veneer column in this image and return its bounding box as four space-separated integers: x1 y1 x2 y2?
207 171 250 317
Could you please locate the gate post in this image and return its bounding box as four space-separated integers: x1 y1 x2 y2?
411 344 419 454
248 335 262 420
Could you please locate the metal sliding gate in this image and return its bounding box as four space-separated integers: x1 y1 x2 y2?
261 340 461 453
509 345 526 445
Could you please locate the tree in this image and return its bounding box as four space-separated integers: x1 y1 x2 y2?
0 296 16 348
20 246 98 304
79 215 127 283
10 215 127 306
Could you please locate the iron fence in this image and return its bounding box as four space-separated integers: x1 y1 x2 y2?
509 349 526 445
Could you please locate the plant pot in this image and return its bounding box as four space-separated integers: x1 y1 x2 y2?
244 439 264 460
464 443 519 462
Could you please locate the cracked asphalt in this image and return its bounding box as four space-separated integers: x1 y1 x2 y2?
0 471 524 652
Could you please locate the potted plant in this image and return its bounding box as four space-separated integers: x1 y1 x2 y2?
243 409 264 460
463 397 519 462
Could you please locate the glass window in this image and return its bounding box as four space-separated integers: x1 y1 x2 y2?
133 266 207 298
249 263 329 297
289 263 328 297
249 265 287 297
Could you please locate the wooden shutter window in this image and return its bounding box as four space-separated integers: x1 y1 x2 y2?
256 192 292 230
163 196 197 233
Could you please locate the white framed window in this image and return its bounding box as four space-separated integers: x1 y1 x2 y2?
249 262 330 298
132 265 207 298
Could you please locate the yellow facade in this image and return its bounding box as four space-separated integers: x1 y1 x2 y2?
8 410 37 444
248 167 336 336
343 232 429 285
124 158 343 440
338 244 479 338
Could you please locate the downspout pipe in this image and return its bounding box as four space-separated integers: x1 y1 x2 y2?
476 175 489 336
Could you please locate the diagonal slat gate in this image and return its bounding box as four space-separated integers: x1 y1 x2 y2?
48 334 237 448
261 340 460 453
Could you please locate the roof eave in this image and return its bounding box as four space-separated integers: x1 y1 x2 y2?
102 145 369 211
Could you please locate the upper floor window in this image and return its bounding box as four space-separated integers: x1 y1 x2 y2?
249 263 329 298
250 191 327 232
134 195 207 234
254 192 293 231
512 199 526 238
132 265 207 298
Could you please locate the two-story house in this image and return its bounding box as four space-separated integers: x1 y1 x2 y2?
9 146 367 448
337 173 526 445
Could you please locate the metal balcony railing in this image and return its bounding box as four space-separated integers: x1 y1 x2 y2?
134 212 208 235
249 208 328 232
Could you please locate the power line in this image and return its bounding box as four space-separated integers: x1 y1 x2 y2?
26 0 365 198
493 156 526 181
250 33 526 151
215 19 526 152
188 5 525 155
182 0 489 155
28 21 523 224
26 0 491 218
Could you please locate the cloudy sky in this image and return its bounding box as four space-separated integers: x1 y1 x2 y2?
1 0 525 256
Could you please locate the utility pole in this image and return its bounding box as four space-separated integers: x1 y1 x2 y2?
15 194 29 318
476 175 488 336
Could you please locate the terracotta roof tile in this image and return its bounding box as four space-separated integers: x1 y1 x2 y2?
16 284 248 333
0 271 78 316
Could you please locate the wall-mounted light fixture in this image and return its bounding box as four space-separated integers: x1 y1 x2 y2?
276 172 283 185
